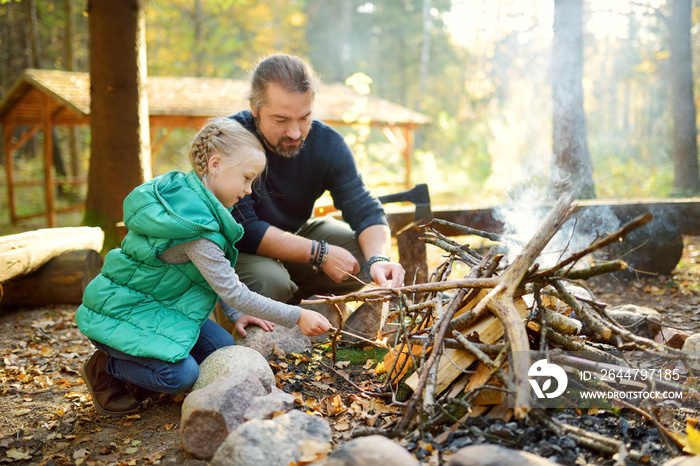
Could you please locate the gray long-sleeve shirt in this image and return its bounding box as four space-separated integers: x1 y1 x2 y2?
158 238 302 328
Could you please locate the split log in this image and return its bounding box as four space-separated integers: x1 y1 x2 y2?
404 290 529 394
0 249 103 308
0 227 104 283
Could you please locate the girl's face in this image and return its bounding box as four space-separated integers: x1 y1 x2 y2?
204 149 265 208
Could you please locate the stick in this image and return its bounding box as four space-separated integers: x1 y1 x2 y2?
328 326 391 349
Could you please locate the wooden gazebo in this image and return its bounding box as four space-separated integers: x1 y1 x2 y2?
0 69 431 227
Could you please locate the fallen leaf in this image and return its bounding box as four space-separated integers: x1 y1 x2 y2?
320 394 347 416
296 439 331 464
686 418 700 454
5 448 32 460
334 420 350 431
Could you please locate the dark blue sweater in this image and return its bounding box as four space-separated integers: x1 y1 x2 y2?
229 110 388 254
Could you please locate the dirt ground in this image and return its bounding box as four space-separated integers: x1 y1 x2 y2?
1 238 700 465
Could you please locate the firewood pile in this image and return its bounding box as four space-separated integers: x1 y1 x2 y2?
304 195 700 461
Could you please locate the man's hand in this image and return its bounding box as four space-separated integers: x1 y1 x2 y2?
322 244 361 283
234 315 275 337
297 309 331 337
370 261 405 288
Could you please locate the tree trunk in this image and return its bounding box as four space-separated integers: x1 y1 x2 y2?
670 0 699 195
0 249 103 308
84 0 151 252
550 0 595 200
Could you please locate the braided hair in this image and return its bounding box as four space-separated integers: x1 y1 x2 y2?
188 117 265 179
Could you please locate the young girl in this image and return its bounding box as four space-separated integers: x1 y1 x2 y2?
75 117 331 416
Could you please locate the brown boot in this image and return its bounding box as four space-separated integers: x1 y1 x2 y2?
125 382 159 404
81 350 140 416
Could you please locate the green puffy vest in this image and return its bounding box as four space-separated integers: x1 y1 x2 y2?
75 170 242 363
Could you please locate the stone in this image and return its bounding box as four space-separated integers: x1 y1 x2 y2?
682 334 700 371
341 301 384 346
661 457 700 466
316 435 419 466
655 327 691 349
180 371 267 459
445 444 559 466
210 409 331 466
193 346 275 392
243 386 295 421
602 214 683 276
606 304 662 340
234 324 312 360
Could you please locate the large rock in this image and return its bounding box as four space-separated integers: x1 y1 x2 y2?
193 346 275 391
601 213 683 276
180 371 267 459
234 324 312 360
211 409 331 466
446 444 558 466
316 435 419 466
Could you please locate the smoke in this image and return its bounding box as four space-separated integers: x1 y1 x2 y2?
494 184 621 269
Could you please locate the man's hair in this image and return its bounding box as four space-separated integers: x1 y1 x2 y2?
248 53 320 114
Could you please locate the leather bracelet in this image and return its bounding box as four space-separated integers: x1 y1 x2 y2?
367 255 390 268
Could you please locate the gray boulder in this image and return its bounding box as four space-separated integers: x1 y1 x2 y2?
193 345 275 391
316 435 419 466
446 444 559 466
234 324 312 360
180 371 267 459
211 409 331 466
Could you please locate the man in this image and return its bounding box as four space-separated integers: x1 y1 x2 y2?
220 53 404 316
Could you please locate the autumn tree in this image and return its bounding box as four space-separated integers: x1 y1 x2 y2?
669 0 699 195
549 0 595 200
84 0 151 251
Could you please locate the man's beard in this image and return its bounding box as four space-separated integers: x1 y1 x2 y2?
254 117 305 158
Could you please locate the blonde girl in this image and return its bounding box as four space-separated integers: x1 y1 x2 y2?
76 117 330 416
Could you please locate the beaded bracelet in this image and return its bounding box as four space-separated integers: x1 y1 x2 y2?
367 255 390 268
310 240 328 272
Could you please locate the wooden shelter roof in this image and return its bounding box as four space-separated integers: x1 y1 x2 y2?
0 69 431 128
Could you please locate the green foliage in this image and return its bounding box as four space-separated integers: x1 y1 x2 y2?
335 346 388 364
2 0 699 231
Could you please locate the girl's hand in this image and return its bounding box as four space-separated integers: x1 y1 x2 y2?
234 315 275 337
297 309 331 337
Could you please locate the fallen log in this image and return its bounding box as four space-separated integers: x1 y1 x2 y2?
0 227 104 283
0 249 103 308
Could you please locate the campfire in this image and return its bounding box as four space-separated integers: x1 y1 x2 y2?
303 195 700 461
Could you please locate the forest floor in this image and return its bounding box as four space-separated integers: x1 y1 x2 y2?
1 238 700 466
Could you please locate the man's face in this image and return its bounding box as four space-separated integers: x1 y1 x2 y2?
252 83 313 158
